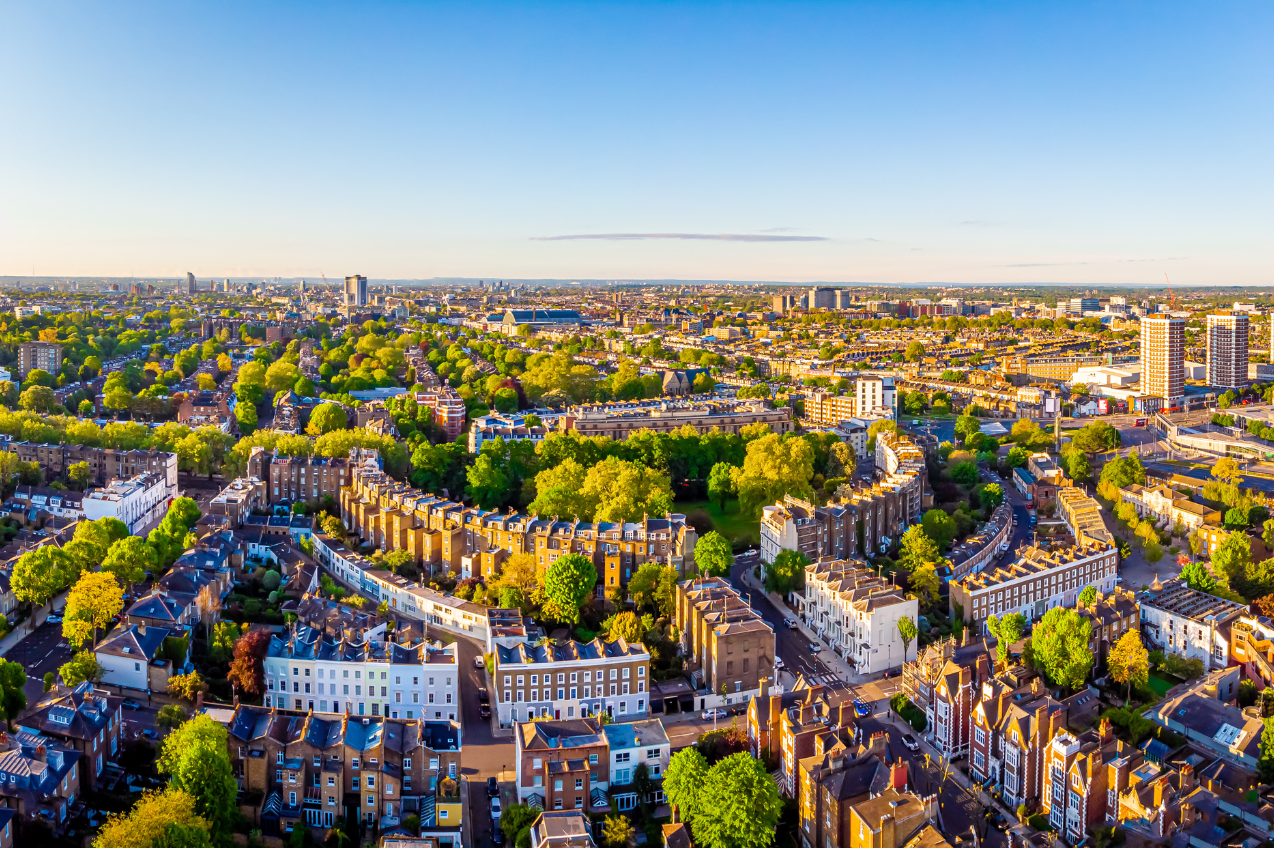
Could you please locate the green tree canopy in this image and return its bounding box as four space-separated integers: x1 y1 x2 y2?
693 531 733 578
542 553 597 625
1031 606 1094 690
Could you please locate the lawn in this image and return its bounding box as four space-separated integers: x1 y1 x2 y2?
1146 671 1178 698
676 499 759 549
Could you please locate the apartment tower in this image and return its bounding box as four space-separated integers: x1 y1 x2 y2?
1140 315 1185 411
344 274 369 307
18 341 63 379
1206 310 1249 389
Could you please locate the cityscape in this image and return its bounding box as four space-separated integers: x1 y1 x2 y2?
3 5 1274 848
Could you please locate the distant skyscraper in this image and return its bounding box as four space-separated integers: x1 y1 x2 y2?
811 287 837 310
1206 310 1249 389
344 274 368 307
184 272 197 295
1140 315 1185 410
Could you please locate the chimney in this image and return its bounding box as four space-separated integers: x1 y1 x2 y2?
1153 776 1168 809
1030 676 1044 696
890 760 908 790
1098 717 1113 745
976 654 989 684
136 620 146 636
1180 763 1195 793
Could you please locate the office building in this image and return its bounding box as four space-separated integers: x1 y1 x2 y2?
1206 310 1249 389
184 272 197 295
1140 315 1185 411
344 274 369 307
18 341 62 379
1069 297 1100 314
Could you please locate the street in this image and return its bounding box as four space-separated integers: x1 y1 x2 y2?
15 617 77 706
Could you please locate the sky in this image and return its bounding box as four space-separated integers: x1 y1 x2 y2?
1 1 1272 286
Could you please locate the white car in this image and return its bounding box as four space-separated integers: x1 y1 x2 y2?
901 734 920 752
474 656 486 670
775 656 784 670
702 708 727 720
810 642 821 653
491 797 501 820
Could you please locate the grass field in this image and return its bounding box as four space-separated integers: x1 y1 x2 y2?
1146 671 1178 698
676 499 759 548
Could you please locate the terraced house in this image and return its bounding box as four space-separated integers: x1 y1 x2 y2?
227 705 462 841
340 465 697 589
761 431 930 566
494 637 650 725
676 576 777 711
798 557 918 674
264 624 458 721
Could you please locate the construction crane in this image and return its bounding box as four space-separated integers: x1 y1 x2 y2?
1165 273 1174 309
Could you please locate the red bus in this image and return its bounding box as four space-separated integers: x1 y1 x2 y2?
1134 418 1148 427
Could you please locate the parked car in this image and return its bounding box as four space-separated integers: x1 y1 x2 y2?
809 642 821 653
45 614 61 624
141 729 158 740
480 703 492 718
774 656 784 670
783 617 797 630
702 708 727 720
121 699 142 711
491 797 501 820
487 777 499 798
478 688 490 703
493 826 505 845
901 734 920 752
853 699 871 717
474 656 486 670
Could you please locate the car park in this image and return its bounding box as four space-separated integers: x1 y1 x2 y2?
901 734 920 751
487 777 499 797
702 708 727 720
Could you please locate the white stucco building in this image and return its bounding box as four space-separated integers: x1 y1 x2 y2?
82 472 169 535
1140 578 1246 671
801 557 919 673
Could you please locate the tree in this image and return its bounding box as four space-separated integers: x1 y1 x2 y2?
500 803 541 846
235 401 258 436
101 535 159 587
228 628 271 695
921 509 957 550
169 671 205 702
12 546 69 614
67 461 91 490
95 789 211 848
601 815 634 848
693 531 733 577
765 548 808 596
465 453 510 510
607 611 644 644
908 563 941 610
985 613 1026 663
63 571 124 648
1031 607 1094 691
1214 456 1243 486
904 341 926 362
542 553 597 625
1107 629 1150 705
1005 446 1031 468
210 621 242 663
664 747 709 822
1072 421 1121 453
897 616 917 662
1078 585 1097 607
104 385 134 416
898 525 941 573
19 385 59 413
0 660 26 727
1100 454 1146 489
955 414 981 443
694 753 783 848
60 651 105 686
306 403 348 436
1180 561 1218 593
1212 531 1252 589
1261 718 1274 784
979 483 1005 511
158 715 238 835
157 704 189 729
707 462 735 511
730 434 814 519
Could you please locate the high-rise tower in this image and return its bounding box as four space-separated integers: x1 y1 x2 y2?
1206 310 1249 389
1140 315 1185 411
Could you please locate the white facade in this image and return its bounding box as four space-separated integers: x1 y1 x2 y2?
603 721 669 812
263 634 457 721
801 559 919 673
95 652 150 691
855 377 896 418
82 472 168 535
1141 315 1185 409
1207 311 1249 389
1139 582 1245 672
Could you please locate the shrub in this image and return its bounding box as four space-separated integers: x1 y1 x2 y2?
262 570 282 591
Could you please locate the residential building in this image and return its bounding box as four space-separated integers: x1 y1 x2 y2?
846 788 939 848
226 704 462 835
94 621 177 692
567 399 793 440
209 477 268 525
1140 577 1245 671
969 674 1070 809
949 540 1117 632
9 485 84 520
798 558 918 673
20 682 122 791
797 730 910 848
247 446 374 505
1039 719 1134 843
804 392 857 427
0 729 81 832
602 720 669 812
1206 311 1249 389
344 274 369 307
1140 315 1185 410
514 719 611 813
1148 670 1259 770
1116 483 1221 533
7 442 178 497
1076 588 1140 662
855 377 895 418
761 432 929 566
468 413 550 453
747 679 828 766
676 577 777 710
494 637 650 725
18 341 62 379
81 471 168 535
263 624 457 720
530 811 598 848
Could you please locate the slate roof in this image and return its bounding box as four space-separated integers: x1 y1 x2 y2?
96 624 171 661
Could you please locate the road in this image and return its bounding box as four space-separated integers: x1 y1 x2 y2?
15 617 77 706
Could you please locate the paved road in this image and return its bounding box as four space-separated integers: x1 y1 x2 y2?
14 618 76 706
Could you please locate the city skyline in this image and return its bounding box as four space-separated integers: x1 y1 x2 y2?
3 2 1272 284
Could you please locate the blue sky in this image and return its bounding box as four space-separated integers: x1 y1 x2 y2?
2 2 1271 285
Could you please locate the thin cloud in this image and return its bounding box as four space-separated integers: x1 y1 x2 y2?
531 232 828 242
1004 262 1090 268
959 220 1002 226
759 227 804 233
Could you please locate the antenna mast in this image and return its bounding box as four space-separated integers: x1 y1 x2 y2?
1165 273 1174 309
